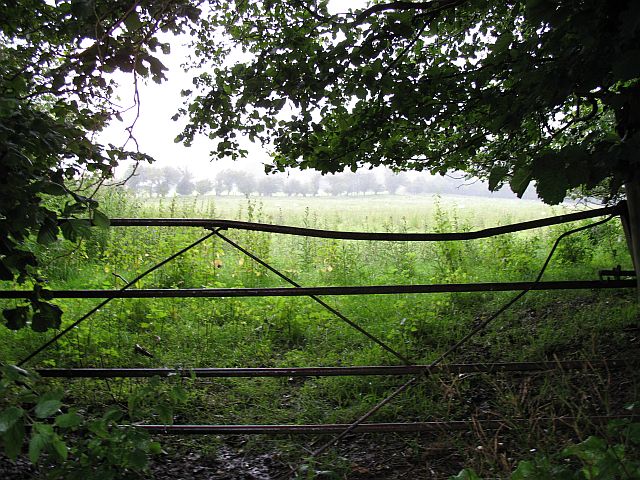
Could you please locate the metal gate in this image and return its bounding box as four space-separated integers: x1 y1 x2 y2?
2 201 637 458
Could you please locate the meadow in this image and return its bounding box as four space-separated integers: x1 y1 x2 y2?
1 190 638 478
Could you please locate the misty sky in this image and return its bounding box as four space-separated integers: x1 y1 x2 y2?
98 2 542 202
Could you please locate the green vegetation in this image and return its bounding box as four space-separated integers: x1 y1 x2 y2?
3 0 640 297
1 192 638 477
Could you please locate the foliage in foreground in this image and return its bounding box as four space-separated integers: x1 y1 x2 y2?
0 363 192 478
453 418 640 479
0 0 198 307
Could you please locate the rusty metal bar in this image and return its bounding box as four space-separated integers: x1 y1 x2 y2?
100 203 620 241
3 280 633 299
134 415 638 434
35 359 639 378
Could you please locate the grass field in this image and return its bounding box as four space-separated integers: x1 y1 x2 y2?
142 192 558 229
1 189 638 478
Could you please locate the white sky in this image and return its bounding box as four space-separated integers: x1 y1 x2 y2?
102 46 267 180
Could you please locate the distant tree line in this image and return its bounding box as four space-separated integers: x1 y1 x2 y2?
122 165 529 199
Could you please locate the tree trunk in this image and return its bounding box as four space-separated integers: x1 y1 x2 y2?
623 176 640 297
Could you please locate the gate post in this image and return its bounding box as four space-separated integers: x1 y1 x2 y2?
622 177 640 298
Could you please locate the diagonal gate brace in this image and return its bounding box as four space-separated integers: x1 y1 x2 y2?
214 230 412 365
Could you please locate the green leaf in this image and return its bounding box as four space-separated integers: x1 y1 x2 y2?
450 468 482 479
32 302 62 332
147 56 167 83
1 365 31 382
3 306 31 330
55 410 83 429
92 209 110 228
35 391 63 418
0 407 24 433
87 418 108 438
511 460 537 479
535 177 568 205
170 384 188 403
532 153 569 205
157 404 173 425
564 435 607 463
148 441 163 454
37 217 59 245
492 32 513 53
70 0 94 19
60 219 92 243
124 11 143 32
509 165 533 197
35 399 62 419
29 432 50 463
488 166 508 191
42 182 67 196
102 405 123 423
624 423 640 445
127 448 148 470
3 419 25 459
51 435 68 461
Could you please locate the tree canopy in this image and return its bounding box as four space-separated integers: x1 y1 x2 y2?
178 0 640 205
0 0 199 327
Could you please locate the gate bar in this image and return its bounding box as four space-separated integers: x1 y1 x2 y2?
3 280 633 299
36 359 639 378
102 203 621 241
135 415 638 434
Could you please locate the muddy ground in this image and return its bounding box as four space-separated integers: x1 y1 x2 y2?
1 433 468 479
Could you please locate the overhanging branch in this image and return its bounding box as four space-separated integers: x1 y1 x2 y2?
354 0 466 25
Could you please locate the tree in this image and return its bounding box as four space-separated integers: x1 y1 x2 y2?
156 179 172 197
324 173 349 196
235 173 257 196
175 171 195 196
215 169 248 195
1 1 199 330
195 178 214 195
308 172 322 196
282 178 303 196
214 170 233 195
122 165 180 196
256 176 284 196
160 167 181 195
383 170 408 195
357 171 382 195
